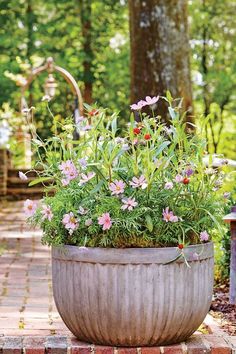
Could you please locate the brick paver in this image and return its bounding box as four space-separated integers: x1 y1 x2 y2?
0 200 70 336
0 201 236 353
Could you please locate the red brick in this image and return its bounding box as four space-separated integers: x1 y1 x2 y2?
2 336 23 354
23 336 46 354
203 335 231 354
186 335 210 354
46 336 68 354
141 348 161 354
117 349 137 354
71 348 92 354
162 343 183 354
95 345 114 354
69 338 91 354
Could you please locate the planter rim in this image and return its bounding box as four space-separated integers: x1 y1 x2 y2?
52 242 213 264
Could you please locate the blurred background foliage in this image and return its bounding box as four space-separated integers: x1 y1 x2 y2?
0 0 235 156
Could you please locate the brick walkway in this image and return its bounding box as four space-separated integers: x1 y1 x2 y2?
0 200 70 336
0 201 236 353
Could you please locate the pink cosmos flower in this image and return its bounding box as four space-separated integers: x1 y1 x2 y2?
81 124 92 131
62 178 70 186
162 207 178 223
59 160 78 181
175 174 183 183
223 192 231 199
75 115 85 124
41 205 53 221
200 230 209 242
59 160 75 175
121 197 138 211
79 172 96 186
164 182 173 190
98 212 112 231
19 171 28 181
78 158 88 170
130 100 147 110
109 180 126 195
85 218 93 226
24 199 38 217
129 175 148 189
62 212 78 231
145 96 159 105
67 169 79 181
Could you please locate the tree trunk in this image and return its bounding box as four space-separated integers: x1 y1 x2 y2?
129 0 193 122
78 0 94 105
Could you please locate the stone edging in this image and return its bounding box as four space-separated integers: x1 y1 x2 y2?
0 335 235 354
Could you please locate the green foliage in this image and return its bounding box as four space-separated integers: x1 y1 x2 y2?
27 98 228 248
0 0 129 142
189 0 236 158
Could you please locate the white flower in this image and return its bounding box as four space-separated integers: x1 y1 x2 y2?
85 219 93 226
78 206 88 215
19 171 28 181
42 95 51 102
164 182 173 190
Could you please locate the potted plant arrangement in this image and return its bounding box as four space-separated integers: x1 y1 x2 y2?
24 95 227 346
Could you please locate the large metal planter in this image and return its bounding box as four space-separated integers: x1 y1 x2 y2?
52 243 214 346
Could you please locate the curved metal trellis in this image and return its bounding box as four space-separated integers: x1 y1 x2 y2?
20 57 84 117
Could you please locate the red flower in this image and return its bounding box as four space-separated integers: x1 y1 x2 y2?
183 177 190 185
144 133 151 140
178 244 184 250
133 128 141 135
88 109 99 116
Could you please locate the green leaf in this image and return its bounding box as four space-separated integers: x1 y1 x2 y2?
90 165 107 183
154 141 171 156
90 180 105 194
32 138 44 146
145 214 153 232
111 116 117 136
83 102 92 111
168 107 178 120
166 90 173 103
28 176 52 186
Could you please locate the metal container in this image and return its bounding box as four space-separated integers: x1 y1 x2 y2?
52 243 214 346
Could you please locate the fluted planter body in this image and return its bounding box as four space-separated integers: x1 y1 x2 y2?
52 243 214 346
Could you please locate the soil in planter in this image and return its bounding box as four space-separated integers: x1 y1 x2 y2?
210 280 236 335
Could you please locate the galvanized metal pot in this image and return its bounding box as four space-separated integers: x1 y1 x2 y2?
52 243 214 346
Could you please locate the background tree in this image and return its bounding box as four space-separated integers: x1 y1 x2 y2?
128 0 193 121
77 0 94 104
0 0 129 138
0 0 235 159
190 0 236 157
